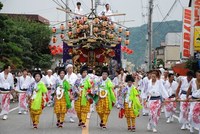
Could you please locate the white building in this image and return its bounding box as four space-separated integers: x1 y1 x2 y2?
156 32 182 69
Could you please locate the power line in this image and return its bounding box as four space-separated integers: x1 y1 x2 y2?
153 0 178 32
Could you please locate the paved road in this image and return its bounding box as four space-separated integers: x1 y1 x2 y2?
0 103 198 134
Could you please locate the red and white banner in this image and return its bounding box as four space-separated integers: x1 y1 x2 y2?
181 8 191 59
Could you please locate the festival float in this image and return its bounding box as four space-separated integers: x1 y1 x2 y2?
50 0 133 75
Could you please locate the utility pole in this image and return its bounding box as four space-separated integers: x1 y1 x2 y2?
147 0 154 71
95 0 98 14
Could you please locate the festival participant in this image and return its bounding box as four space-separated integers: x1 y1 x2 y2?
164 73 178 123
113 70 120 108
140 71 151 116
27 70 47 129
176 70 194 130
99 3 114 21
87 68 98 118
0 64 14 120
73 65 92 128
65 64 77 123
16 69 32 114
74 2 84 18
187 70 200 134
118 68 126 88
45 69 56 106
96 66 116 129
119 75 142 132
54 68 71 128
147 71 169 133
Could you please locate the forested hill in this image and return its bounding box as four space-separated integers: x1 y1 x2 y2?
126 20 183 68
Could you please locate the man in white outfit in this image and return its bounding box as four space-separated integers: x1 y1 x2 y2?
65 64 77 123
74 2 84 19
45 69 56 106
0 64 14 120
99 3 115 22
16 69 32 114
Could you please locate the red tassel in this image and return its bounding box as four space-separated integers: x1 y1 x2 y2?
119 108 125 119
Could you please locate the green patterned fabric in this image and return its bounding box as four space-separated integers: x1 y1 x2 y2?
81 77 91 106
105 78 116 110
129 87 142 116
31 81 47 110
63 80 71 109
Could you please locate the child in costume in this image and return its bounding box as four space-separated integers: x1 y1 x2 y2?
73 65 92 128
95 66 116 129
54 68 71 128
27 70 47 129
118 75 142 132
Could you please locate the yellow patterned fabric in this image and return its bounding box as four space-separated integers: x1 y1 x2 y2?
96 92 110 114
29 101 42 125
124 102 135 118
54 96 67 114
126 117 136 127
74 93 90 123
56 113 65 122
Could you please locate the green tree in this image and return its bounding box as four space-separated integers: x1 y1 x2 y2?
0 13 52 69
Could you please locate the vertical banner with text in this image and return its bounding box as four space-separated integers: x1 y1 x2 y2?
182 8 191 59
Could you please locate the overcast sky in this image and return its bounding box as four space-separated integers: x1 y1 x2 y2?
0 0 189 27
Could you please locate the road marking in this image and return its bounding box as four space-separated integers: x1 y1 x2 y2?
82 119 89 134
0 106 18 116
173 115 199 131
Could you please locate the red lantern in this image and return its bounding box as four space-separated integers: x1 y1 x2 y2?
118 27 123 33
60 33 65 39
123 46 128 52
118 36 122 42
109 23 115 30
83 16 88 22
58 46 63 53
68 22 72 28
109 33 114 39
76 28 81 33
125 38 130 45
101 30 106 36
94 17 99 23
68 31 72 37
60 24 65 31
125 29 130 36
52 27 56 33
76 19 80 25
52 36 57 43
102 21 108 27
83 24 89 29
51 50 56 55
93 27 98 33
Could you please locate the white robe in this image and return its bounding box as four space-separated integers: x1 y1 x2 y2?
179 77 193 124
0 72 14 90
65 73 77 86
189 79 200 129
164 80 178 118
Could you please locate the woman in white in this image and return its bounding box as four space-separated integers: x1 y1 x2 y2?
0 65 14 120
147 71 169 133
16 69 32 114
176 70 194 130
187 70 200 134
164 73 178 123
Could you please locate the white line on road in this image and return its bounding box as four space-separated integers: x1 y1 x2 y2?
173 115 199 131
0 106 19 116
